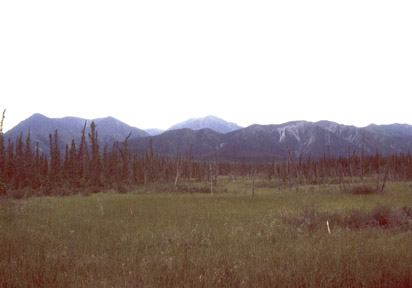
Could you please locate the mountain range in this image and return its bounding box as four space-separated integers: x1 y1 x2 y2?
130 120 412 162
3 114 412 162
3 113 149 154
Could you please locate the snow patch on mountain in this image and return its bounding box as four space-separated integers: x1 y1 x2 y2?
307 134 316 146
278 128 286 143
289 126 301 142
277 121 309 143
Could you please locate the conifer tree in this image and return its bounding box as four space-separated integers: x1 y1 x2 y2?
110 141 119 183
23 129 34 187
14 133 24 189
68 140 77 184
34 143 40 169
0 110 6 194
5 138 14 185
102 145 109 185
77 122 89 183
63 144 70 180
42 154 49 180
32 143 42 189
49 130 61 183
88 121 101 186
119 132 131 182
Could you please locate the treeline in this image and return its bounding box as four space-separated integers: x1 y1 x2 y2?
0 118 228 196
1 115 412 197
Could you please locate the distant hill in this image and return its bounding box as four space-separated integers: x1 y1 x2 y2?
129 128 224 157
129 121 412 162
167 115 242 134
145 128 165 136
4 113 149 154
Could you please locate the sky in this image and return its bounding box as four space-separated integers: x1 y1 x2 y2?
1 1 412 133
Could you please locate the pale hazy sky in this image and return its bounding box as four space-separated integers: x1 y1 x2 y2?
1 1 411 132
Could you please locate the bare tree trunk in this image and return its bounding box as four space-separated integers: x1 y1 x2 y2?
189 145 193 180
376 172 380 192
380 156 392 193
174 168 181 187
252 164 255 197
210 163 213 195
174 155 181 188
360 133 365 183
252 175 255 197
349 164 355 186
210 175 213 195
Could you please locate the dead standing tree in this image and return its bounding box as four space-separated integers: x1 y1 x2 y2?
209 157 219 195
209 162 214 195
0 110 6 186
286 145 298 192
360 132 365 183
380 155 393 193
251 163 256 197
174 154 182 188
119 132 132 183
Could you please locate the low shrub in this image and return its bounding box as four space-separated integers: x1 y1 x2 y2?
281 204 327 231
9 187 37 199
178 185 210 194
167 183 227 194
283 204 412 231
116 183 129 194
345 208 370 228
346 185 378 195
9 189 26 199
402 205 412 217
55 187 75 196
370 204 393 227
80 190 91 196
0 182 7 196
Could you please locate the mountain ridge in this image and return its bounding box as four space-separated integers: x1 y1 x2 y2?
3 114 412 162
130 120 412 162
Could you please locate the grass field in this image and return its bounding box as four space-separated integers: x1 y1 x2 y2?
1 179 412 287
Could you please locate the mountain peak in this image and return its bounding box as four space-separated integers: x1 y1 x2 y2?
94 116 116 122
167 115 242 134
203 115 222 120
29 113 49 121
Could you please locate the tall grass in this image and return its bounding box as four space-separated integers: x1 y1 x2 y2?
1 180 412 287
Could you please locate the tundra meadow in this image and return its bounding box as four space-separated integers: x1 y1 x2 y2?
2 178 412 287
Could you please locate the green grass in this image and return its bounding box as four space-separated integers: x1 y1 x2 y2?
1 180 412 287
